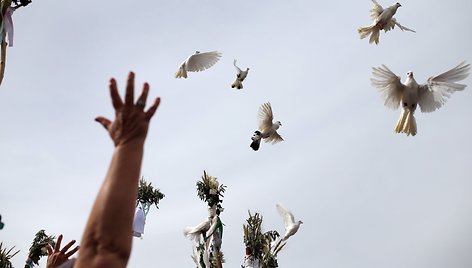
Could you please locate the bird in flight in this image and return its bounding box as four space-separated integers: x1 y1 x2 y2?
358 1 415 44
231 59 249 90
250 102 283 151
371 61 470 136
175 51 222 78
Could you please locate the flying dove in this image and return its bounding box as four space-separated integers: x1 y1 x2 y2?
273 204 303 253
250 102 283 151
231 59 249 90
175 51 222 78
358 1 415 44
371 61 470 136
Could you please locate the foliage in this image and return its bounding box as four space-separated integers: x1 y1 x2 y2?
136 177 165 212
209 251 225 267
26 230 55 266
0 242 19 268
196 170 226 212
196 243 206 268
243 211 280 268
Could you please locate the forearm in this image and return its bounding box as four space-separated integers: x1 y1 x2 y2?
77 141 144 267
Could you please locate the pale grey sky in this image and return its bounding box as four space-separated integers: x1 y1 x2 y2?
1 0 472 267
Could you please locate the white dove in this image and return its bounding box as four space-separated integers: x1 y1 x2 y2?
358 1 415 44
183 217 212 243
273 204 303 253
175 51 222 78
231 59 249 90
250 102 283 151
371 61 470 136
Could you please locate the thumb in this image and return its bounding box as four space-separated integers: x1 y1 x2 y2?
95 116 111 130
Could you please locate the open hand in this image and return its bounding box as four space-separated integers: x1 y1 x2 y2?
46 234 79 268
95 72 161 147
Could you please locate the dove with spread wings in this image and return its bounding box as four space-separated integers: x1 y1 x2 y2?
250 102 283 151
175 51 222 79
358 1 415 44
273 204 303 254
371 61 470 136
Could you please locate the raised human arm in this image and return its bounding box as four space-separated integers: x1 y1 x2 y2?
75 72 160 268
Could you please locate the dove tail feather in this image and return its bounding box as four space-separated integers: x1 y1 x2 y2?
395 109 417 136
358 25 380 44
231 79 243 89
250 139 261 151
273 238 283 254
272 237 287 255
251 131 262 151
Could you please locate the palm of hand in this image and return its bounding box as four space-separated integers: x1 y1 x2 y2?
95 72 160 147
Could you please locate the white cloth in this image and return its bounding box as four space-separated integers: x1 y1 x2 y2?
132 207 146 237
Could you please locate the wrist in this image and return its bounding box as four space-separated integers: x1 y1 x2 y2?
115 139 146 150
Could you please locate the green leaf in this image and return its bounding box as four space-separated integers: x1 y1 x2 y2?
27 230 56 266
0 242 20 268
196 170 226 211
243 211 280 268
136 177 165 211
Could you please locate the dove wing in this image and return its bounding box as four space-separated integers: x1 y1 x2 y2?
371 65 405 110
258 102 274 132
233 59 242 74
418 62 470 113
370 0 384 20
265 131 284 144
276 204 295 229
389 18 416 32
186 51 222 72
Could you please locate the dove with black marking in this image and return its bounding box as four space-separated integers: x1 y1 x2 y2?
175 51 222 78
358 1 415 44
250 102 283 151
231 59 249 90
371 61 470 136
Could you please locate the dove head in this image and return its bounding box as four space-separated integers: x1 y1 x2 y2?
275 121 282 127
195 51 200 54
396 3 402 8
406 71 414 78
298 220 303 224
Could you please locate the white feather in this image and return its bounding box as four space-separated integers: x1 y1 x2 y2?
418 62 470 112
371 62 470 135
256 103 283 144
358 1 415 44
175 51 222 78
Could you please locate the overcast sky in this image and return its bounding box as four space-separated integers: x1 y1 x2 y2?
1 0 472 267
